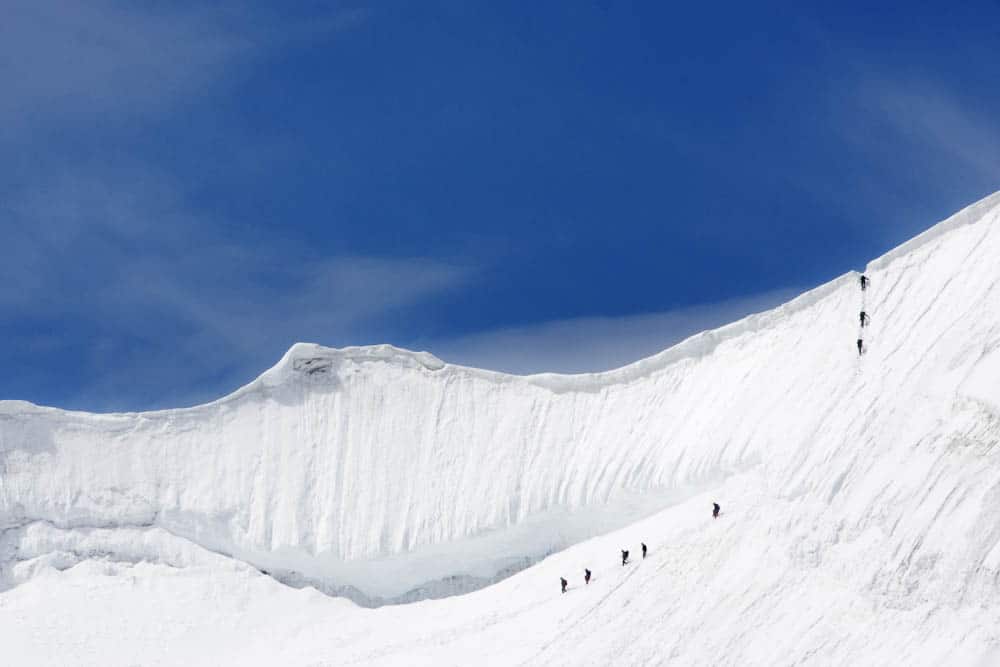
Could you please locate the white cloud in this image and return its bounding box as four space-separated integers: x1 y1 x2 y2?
428 288 800 375
63 252 472 411
0 163 472 410
853 76 1000 182
0 0 369 136
0 2 244 128
0 3 458 411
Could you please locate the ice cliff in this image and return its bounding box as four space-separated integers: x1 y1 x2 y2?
2 192 1000 664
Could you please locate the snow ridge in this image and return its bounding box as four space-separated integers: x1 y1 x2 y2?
2 191 1000 664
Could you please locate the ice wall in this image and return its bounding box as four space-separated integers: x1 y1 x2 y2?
2 192 1000 606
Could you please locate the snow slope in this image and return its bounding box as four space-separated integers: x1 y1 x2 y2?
2 191 1000 664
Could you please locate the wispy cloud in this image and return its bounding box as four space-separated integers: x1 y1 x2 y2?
427 288 800 375
828 70 1000 243
0 2 411 411
856 77 1000 186
0 0 369 137
1 163 472 411
0 1 245 131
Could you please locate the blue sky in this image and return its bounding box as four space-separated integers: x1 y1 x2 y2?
3 1 999 411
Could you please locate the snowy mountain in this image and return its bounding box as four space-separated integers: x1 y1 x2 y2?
2 191 1000 665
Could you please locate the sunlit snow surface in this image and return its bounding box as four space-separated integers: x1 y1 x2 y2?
2 192 1000 665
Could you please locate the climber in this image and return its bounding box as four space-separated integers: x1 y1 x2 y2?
585 569 592 585
857 338 864 356
561 577 568 594
860 311 869 327
621 549 629 566
642 542 647 559
713 502 721 519
860 275 869 290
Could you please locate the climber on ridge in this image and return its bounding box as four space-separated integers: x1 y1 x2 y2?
561 577 568 594
585 569 592 585
713 502 721 519
860 275 869 290
857 338 864 356
621 549 629 566
642 543 647 559
860 311 869 327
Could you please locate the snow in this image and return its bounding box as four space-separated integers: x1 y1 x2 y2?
2 191 1000 664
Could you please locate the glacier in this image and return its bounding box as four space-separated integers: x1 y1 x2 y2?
2 191 1000 665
